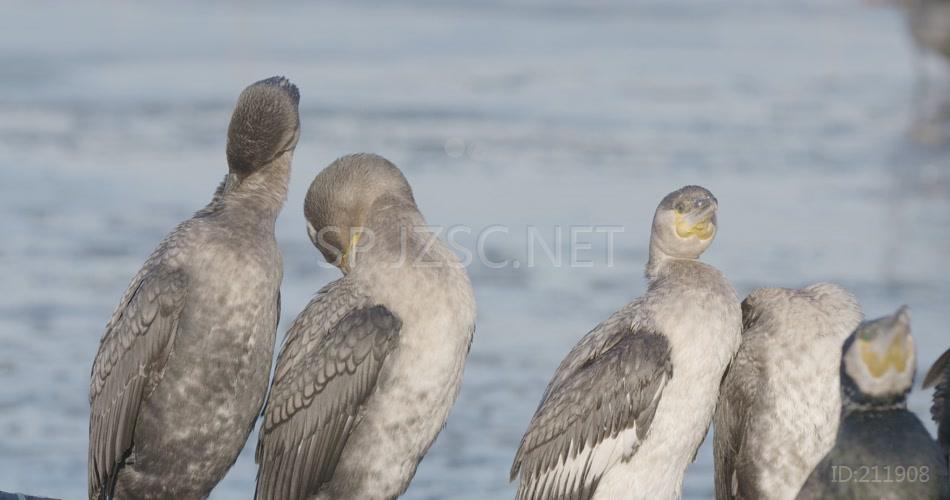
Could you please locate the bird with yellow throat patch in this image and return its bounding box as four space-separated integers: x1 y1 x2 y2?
796 307 950 500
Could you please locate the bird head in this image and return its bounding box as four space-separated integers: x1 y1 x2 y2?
304 154 415 273
226 76 300 178
650 185 719 260
842 306 915 401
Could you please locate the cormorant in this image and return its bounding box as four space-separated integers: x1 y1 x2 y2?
714 284 863 500
254 154 476 500
510 185 741 500
796 307 950 500
88 76 300 499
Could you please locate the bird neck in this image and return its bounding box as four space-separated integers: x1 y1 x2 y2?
841 372 909 416
646 242 696 281
349 200 452 274
216 156 291 220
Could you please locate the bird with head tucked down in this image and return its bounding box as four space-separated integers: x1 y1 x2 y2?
714 282 863 500
88 76 300 500
254 153 476 500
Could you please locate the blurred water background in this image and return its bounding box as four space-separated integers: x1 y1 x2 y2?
1 1 949 498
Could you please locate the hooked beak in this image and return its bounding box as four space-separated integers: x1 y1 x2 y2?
340 230 363 274
675 197 718 240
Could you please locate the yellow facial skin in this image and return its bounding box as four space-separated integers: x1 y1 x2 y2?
859 336 909 378
674 212 716 240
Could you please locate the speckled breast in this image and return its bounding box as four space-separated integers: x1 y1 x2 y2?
125 237 280 497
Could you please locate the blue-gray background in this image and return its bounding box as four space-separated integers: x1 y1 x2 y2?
1 1 948 498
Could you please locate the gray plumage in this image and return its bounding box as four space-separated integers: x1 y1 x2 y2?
796 308 950 500
713 284 863 500
255 154 476 500
923 347 950 462
511 185 742 500
88 76 299 499
512 328 673 500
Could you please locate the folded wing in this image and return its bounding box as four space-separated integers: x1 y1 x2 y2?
255 303 401 500
88 265 187 499
511 330 672 500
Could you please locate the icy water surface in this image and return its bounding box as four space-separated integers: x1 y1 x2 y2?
2 1 949 499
